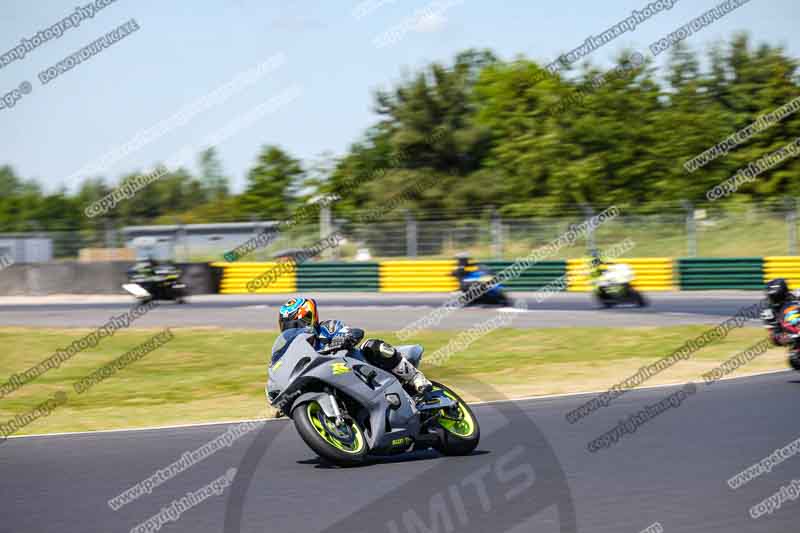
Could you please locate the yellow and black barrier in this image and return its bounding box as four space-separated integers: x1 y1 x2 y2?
208 257 797 294
210 262 297 294
764 257 800 290
378 260 459 292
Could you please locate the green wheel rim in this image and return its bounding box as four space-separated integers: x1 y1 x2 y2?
437 389 476 438
306 401 365 454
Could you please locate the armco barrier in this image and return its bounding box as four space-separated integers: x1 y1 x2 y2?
764 257 800 289
379 260 458 292
297 262 379 292
567 258 675 292
678 258 764 290
210 262 296 294
484 260 567 290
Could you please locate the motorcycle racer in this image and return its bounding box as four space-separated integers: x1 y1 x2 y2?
277 297 433 394
588 249 608 281
762 278 800 347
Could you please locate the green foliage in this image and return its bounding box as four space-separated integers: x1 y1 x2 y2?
198 147 229 202
0 34 798 232
238 145 302 219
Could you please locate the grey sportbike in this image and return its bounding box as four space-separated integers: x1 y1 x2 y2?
267 327 480 466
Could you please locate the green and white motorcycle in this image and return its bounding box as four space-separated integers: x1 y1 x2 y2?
267 328 480 466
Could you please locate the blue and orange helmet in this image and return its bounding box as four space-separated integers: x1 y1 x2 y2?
278 297 319 332
783 304 800 333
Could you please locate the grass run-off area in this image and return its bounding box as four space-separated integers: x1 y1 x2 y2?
0 326 788 436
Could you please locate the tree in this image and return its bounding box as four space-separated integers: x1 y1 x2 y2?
198 148 229 202
239 145 303 219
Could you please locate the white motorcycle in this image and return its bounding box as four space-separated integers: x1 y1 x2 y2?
593 263 647 308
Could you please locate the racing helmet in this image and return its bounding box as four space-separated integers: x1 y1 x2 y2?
589 249 602 268
766 278 790 307
278 297 319 332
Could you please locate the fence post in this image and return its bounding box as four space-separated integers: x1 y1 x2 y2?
319 203 332 259
179 226 189 262
490 207 503 260
580 204 596 250
682 200 696 258
104 220 114 250
787 197 798 256
405 210 417 258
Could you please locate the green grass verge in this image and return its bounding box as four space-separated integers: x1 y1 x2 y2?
0 326 787 436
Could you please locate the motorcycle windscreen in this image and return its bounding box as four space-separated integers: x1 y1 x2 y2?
122 283 150 298
271 326 315 365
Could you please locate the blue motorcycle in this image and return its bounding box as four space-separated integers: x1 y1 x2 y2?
456 264 512 306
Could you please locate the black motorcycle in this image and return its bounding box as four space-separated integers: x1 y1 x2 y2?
123 264 188 304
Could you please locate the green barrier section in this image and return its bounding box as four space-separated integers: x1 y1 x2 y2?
297 262 380 292
678 258 765 290
484 260 568 290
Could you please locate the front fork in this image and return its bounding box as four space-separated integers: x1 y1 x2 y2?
325 389 346 427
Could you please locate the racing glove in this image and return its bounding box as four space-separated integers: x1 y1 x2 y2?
325 327 365 353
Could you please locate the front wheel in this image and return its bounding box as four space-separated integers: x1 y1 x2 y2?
629 286 647 308
293 400 369 466
498 292 512 307
431 383 480 456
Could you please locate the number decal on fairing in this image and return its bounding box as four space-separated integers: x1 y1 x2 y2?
331 362 350 375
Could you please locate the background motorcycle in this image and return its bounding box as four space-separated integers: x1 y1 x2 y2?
593 263 647 308
267 328 480 466
762 304 800 370
123 265 188 304
458 265 512 306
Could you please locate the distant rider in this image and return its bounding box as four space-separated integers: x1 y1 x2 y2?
588 249 608 281
129 256 157 281
277 297 433 394
762 278 800 347
452 255 473 292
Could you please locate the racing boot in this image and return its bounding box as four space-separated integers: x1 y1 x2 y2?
391 357 433 395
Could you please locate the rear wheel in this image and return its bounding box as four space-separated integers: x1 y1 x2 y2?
594 289 613 308
176 288 189 304
293 400 368 466
430 383 480 456
789 352 800 371
634 290 648 308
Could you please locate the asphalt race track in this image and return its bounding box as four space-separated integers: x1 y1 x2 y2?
3 290 789 532
3 371 798 533
0 291 768 330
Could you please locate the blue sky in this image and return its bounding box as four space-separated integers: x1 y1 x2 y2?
1 0 797 193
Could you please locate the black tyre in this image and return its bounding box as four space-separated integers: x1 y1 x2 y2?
594 291 613 308
293 400 369 466
789 353 800 371
634 290 648 308
430 382 480 456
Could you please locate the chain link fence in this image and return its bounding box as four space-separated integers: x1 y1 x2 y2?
1 200 797 263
